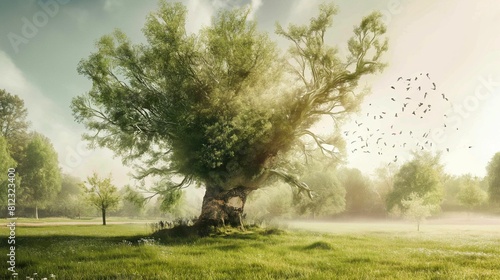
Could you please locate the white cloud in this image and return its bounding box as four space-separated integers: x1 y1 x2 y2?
184 0 264 33
185 0 214 34
63 7 89 31
0 50 60 132
287 0 322 25
247 0 263 20
103 0 123 13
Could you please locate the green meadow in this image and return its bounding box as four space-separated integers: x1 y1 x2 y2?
2 219 500 279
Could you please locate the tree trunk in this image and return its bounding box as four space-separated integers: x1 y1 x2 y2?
102 208 106 225
35 205 38 220
196 186 251 234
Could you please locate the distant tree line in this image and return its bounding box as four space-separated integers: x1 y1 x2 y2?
1 89 196 221
245 151 500 222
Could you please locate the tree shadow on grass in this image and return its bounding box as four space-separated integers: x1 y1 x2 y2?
151 224 285 246
3 234 161 279
6 224 287 280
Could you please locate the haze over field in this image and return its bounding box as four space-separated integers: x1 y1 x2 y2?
1 0 500 188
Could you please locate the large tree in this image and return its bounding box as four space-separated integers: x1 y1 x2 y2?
18 133 61 219
81 172 121 225
0 89 30 162
486 152 500 206
71 2 388 230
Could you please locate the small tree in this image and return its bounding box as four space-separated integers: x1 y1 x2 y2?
81 172 120 225
401 193 434 231
457 175 487 213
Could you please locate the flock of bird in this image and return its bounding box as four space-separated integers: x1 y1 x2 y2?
343 73 471 164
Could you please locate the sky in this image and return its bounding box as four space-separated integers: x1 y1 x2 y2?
0 0 499 188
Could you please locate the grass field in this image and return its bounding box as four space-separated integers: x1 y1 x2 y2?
2 218 500 279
